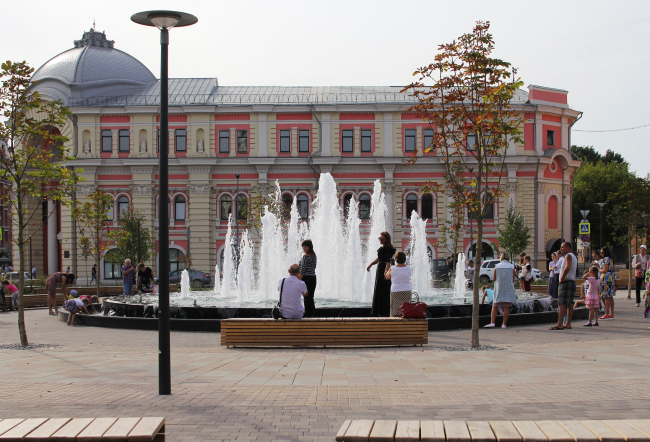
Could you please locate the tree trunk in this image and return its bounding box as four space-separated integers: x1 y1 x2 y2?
472 221 483 348
628 240 632 299
17 216 29 346
96 247 101 297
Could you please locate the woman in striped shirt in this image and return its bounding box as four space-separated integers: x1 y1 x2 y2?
299 239 317 317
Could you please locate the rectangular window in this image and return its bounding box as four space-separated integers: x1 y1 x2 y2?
299 130 310 152
118 130 130 152
342 130 353 152
404 129 416 152
218 130 229 153
547 130 555 146
237 130 248 153
101 130 112 152
423 129 434 152
175 129 187 152
361 129 372 152
279 130 291 152
466 134 476 150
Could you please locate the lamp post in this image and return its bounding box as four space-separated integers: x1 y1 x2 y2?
131 10 197 396
596 202 607 249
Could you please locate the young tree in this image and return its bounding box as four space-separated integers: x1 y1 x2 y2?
107 207 154 267
402 21 524 347
607 176 650 298
497 203 531 263
79 236 93 286
430 183 465 270
72 189 113 296
0 61 79 346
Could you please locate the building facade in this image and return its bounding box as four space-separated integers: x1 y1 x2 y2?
26 29 582 282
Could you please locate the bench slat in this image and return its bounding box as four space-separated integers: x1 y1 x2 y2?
337 421 352 442
490 421 522 442
421 421 446 442
579 421 625 442
536 421 574 442
24 418 71 441
603 421 650 442
51 418 94 441
0 420 26 438
445 421 472 442
128 417 165 442
512 422 549 442
0 418 48 441
625 421 650 438
344 420 375 442
467 421 496 442
558 421 599 442
368 420 397 441
76 417 117 441
103 418 142 441
395 420 420 441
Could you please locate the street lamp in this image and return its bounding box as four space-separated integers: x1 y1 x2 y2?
596 202 607 250
131 10 197 396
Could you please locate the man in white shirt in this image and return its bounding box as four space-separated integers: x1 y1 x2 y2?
631 245 648 307
551 242 577 330
278 264 308 319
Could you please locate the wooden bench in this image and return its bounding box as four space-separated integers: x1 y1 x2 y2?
336 419 650 442
0 417 165 441
221 317 428 347
3 294 66 310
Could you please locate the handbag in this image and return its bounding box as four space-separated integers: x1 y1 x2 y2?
398 292 427 319
272 278 286 320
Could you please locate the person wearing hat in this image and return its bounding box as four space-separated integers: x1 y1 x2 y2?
632 245 648 307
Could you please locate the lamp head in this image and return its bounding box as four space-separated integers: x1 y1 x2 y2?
131 10 198 30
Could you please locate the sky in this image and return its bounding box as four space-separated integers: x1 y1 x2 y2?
3 0 649 177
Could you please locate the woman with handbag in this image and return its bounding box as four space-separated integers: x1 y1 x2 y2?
298 239 317 317
367 231 396 317
484 253 516 329
384 251 412 316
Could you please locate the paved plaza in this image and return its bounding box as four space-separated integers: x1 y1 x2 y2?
1 293 648 441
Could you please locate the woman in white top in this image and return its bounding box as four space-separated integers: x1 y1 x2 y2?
384 251 412 317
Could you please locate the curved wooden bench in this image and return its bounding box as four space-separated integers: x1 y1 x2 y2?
221 317 428 347
335 419 650 442
0 417 164 441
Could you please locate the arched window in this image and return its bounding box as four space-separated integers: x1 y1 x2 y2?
297 194 309 220
282 193 293 209
105 202 114 221
174 195 186 221
422 194 433 220
236 195 247 220
220 195 232 221
405 194 418 218
343 194 353 219
117 196 129 220
548 195 558 229
169 248 186 273
359 194 370 220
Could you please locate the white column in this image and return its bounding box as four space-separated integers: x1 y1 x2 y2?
321 113 331 156
47 200 59 273
561 118 569 150
563 182 571 240
536 182 546 263
384 183 394 236
257 113 268 157
383 113 394 157
535 120 544 155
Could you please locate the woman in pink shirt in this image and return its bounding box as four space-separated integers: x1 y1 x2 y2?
3 280 19 311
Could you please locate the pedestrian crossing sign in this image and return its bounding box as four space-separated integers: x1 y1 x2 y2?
579 223 590 234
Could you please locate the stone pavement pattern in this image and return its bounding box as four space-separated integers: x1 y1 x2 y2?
0 294 648 441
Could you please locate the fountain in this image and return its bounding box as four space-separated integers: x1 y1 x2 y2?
100 173 555 330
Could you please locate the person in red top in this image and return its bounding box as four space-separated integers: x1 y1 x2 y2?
3 280 19 311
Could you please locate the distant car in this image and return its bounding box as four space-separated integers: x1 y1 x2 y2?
479 260 541 283
4 272 34 282
431 258 452 279
154 269 212 288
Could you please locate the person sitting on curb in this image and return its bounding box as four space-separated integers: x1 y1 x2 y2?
63 297 90 325
278 264 308 319
480 285 494 305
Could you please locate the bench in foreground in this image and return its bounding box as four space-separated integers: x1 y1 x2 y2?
0 417 165 441
336 419 650 442
221 317 428 347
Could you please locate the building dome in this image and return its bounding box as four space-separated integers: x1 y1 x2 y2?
31 29 157 104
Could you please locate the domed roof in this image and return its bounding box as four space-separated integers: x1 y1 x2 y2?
31 29 157 103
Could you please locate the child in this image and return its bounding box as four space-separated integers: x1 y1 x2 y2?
465 260 475 290
583 266 600 326
521 256 533 292
63 297 90 326
2 280 19 311
480 285 494 305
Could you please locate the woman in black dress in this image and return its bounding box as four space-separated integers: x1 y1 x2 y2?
367 231 396 316
298 239 317 317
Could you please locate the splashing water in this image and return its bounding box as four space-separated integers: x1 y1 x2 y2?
286 195 301 269
213 262 221 293
219 215 236 298
236 230 253 302
409 211 432 296
180 269 191 298
361 180 388 301
454 253 467 299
